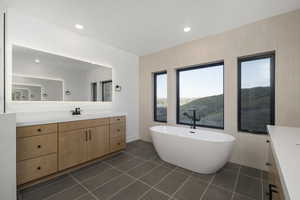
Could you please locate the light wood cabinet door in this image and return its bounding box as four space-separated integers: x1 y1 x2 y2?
59 129 88 170
87 126 109 160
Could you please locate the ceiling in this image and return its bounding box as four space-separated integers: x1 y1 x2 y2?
4 0 300 56
13 45 109 71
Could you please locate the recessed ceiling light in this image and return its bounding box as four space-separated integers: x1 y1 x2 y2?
75 24 84 30
34 59 40 64
184 27 191 32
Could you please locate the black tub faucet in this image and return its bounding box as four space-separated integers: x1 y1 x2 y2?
183 109 201 129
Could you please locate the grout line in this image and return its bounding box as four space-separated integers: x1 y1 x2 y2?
230 165 241 200
42 183 79 200
199 173 216 200
169 174 192 199
69 174 100 200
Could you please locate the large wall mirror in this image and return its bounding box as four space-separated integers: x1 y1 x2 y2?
11 45 112 102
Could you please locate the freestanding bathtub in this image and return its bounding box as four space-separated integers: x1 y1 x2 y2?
150 125 235 174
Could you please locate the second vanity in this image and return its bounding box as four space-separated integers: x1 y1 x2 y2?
16 113 126 186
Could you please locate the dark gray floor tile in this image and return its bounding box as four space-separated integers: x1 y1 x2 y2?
212 169 238 191
92 174 134 199
77 193 97 200
21 175 77 200
203 185 232 200
236 175 262 200
128 161 158 178
140 166 170 186
175 167 193 176
192 172 215 183
82 168 122 191
115 157 144 171
155 171 188 195
162 161 177 169
47 185 87 200
174 177 207 200
149 156 164 165
105 153 133 166
223 162 241 172
240 166 262 178
134 150 158 160
233 193 255 200
71 162 111 181
110 181 150 200
140 189 169 200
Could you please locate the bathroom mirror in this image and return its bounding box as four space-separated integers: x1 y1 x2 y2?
11 45 112 102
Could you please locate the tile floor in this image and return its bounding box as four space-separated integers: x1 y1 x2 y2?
18 140 269 200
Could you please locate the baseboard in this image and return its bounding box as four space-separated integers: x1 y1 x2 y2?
126 135 140 143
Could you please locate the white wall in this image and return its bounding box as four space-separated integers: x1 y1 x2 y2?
140 9 300 170
6 9 140 142
0 113 16 200
0 8 4 113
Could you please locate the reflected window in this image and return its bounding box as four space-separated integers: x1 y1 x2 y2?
102 80 112 102
238 52 275 133
177 62 224 129
154 71 167 122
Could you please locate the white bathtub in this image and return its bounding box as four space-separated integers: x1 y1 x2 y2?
150 125 235 174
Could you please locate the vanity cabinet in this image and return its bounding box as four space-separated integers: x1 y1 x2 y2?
16 124 58 185
17 115 126 186
267 141 284 200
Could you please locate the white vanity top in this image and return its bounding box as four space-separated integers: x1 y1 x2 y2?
16 111 127 127
267 125 300 200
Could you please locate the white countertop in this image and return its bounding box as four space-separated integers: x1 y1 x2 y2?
16 112 127 127
267 125 300 200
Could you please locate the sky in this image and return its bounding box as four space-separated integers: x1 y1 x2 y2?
156 58 270 99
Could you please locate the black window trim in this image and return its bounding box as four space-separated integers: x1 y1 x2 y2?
153 71 167 123
237 51 275 134
176 61 225 130
101 80 112 102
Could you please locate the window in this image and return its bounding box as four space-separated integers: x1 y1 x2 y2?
177 62 224 129
91 82 97 101
238 52 275 134
154 71 167 122
102 80 112 102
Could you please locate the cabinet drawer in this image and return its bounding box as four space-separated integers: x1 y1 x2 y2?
110 123 125 138
17 154 57 185
17 124 57 138
110 137 125 152
17 134 57 161
59 118 109 132
110 116 125 124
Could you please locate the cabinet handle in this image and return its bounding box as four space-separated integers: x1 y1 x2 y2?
266 140 270 143
266 162 271 166
118 142 121 145
37 128 42 132
117 129 121 132
267 184 278 200
37 166 41 170
37 145 42 149
89 130 92 140
117 118 120 121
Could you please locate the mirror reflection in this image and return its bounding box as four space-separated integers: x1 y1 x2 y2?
12 45 112 102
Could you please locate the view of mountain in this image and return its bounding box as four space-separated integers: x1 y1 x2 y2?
156 86 271 132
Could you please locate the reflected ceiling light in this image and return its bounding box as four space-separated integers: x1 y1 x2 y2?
34 59 40 63
184 27 191 32
75 24 84 30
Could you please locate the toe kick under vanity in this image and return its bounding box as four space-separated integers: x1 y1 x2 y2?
16 114 126 187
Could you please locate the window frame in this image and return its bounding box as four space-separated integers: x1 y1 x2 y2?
176 61 225 129
237 51 275 134
101 80 112 102
153 71 167 123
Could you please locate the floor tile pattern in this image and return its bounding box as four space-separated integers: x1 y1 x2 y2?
18 140 268 200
